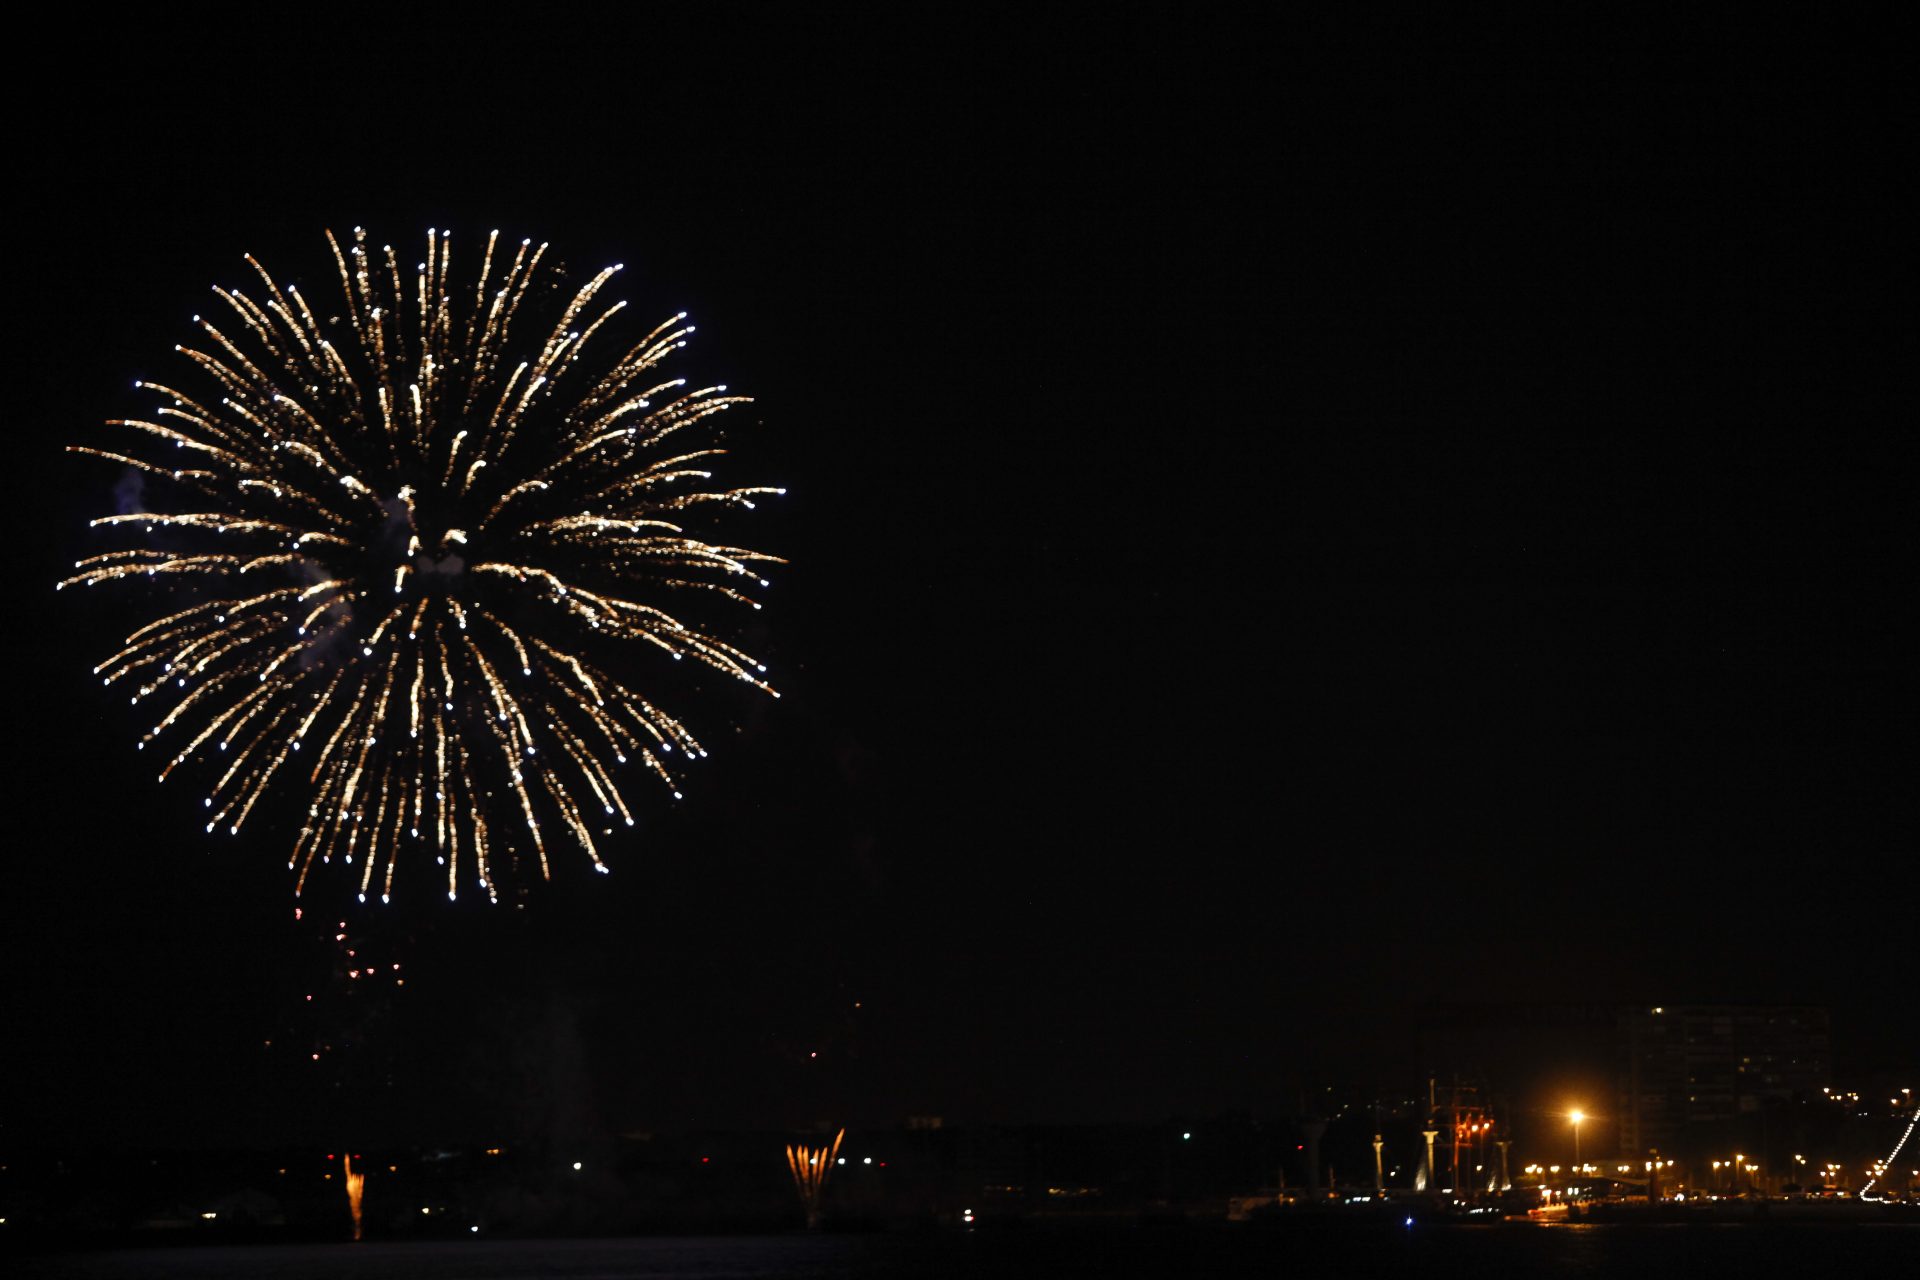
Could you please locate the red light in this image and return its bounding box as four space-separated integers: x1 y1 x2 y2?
326 1153 335 1160
879 1161 888 1168
701 1156 710 1163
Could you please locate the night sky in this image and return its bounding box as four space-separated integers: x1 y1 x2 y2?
5 11 1908 1151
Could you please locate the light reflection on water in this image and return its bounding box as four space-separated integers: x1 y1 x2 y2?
13 1237 866 1279
13 1224 1920 1279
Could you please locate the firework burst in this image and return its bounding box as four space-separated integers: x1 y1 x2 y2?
62 228 782 904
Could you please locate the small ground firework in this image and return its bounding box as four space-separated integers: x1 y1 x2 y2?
64 228 783 904
786 1128 844 1230
343 1152 366 1240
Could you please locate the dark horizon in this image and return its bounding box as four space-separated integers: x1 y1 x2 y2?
4 9 1910 1158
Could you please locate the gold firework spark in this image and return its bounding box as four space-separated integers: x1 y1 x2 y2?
343 1152 366 1241
63 228 783 904
786 1128 844 1229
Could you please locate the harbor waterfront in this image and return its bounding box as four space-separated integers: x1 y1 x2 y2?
4 1069 1914 1248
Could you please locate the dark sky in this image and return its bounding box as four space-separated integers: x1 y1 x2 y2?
4 11 1909 1149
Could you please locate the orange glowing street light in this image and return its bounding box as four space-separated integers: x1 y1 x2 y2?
1569 1110 1586 1165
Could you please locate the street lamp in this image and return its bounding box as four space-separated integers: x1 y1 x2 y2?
1569 1110 1585 1166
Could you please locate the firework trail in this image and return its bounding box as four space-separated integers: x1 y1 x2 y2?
63 228 782 904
